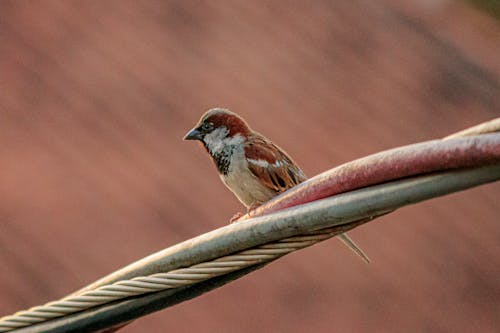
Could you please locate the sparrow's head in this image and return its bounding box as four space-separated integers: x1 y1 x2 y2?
184 108 251 150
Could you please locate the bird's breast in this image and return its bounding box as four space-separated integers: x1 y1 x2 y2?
221 151 276 208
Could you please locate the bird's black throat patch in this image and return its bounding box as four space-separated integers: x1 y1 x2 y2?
212 150 231 175
205 146 233 175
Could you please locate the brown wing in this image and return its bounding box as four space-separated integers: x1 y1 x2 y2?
244 135 307 193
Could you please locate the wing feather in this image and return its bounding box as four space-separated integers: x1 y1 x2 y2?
245 135 306 193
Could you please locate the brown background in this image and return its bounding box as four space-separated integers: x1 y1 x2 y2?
1 1 499 332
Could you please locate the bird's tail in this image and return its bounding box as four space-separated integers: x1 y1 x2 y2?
337 233 370 263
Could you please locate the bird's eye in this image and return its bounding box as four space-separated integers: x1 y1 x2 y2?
202 122 213 131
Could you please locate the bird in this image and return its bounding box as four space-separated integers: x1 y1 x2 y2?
184 108 369 263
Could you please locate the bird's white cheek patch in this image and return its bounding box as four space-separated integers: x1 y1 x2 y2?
222 134 244 146
203 127 245 154
204 127 230 154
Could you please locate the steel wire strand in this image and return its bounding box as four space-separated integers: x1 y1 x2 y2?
0 227 343 332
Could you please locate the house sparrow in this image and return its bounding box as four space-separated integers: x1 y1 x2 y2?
184 108 369 263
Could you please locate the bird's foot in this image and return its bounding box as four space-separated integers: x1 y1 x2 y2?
247 203 260 212
230 212 245 223
230 204 262 223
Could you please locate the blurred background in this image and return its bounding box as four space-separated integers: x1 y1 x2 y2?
1 1 499 332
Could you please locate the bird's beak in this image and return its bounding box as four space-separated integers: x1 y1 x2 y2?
183 128 203 141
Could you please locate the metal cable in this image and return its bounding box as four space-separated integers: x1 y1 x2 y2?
0 226 350 332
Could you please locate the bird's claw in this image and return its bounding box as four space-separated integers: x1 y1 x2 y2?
230 212 245 223
230 204 261 223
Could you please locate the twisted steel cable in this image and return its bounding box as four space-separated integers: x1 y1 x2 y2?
0 224 364 332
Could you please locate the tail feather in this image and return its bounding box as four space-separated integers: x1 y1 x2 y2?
337 233 370 263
